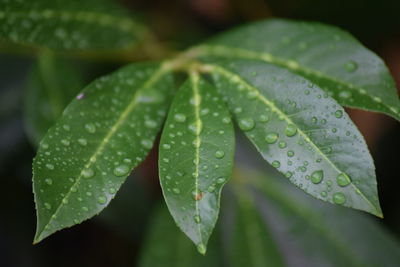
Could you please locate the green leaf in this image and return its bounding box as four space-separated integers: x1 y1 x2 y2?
224 188 284 267
33 62 173 243
206 59 382 216
246 167 400 266
194 19 400 120
24 50 84 145
159 73 235 253
0 0 148 50
138 204 222 267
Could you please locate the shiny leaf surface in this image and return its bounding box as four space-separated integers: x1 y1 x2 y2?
207 59 381 216
194 19 400 120
159 73 234 252
33 62 173 243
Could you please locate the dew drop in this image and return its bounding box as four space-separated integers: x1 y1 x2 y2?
336 173 351 187
45 178 53 185
162 143 171 150
174 113 186 123
222 117 231 124
259 114 269 122
278 141 287 149
339 91 352 99
194 215 201 223
113 165 130 177
216 177 226 184
285 124 297 137
63 124 70 131
333 192 346 204
214 150 225 159
172 188 181 194
44 202 52 210
141 139 153 149
97 195 107 205
46 163 54 170
285 171 293 178
207 185 216 193
334 110 343 118
311 170 324 184
238 118 255 131
197 243 206 255
85 123 96 133
344 61 358 72
82 168 95 178
145 119 157 128
78 138 87 146
287 150 295 157
61 139 70 146
82 206 89 212
265 132 279 144
272 160 281 168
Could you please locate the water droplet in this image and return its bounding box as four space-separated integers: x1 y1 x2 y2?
44 202 52 210
162 143 171 150
174 113 186 123
216 177 226 184
320 191 327 197
278 141 287 149
344 61 358 72
145 119 157 128
334 110 343 118
311 170 324 184
61 139 70 146
272 160 280 168
339 91 352 99
85 123 96 133
113 165 130 177
172 188 180 194
333 192 346 204
82 168 94 178
222 117 231 124
214 150 225 159
46 164 54 170
45 178 53 185
287 150 295 157
259 114 269 122
82 206 89 212
197 243 206 255
238 118 255 131
285 124 297 137
285 171 293 178
109 187 116 194
141 139 153 149
63 124 70 131
336 173 351 187
265 132 279 144
97 195 107 205
78 138 87 146
194 215 201 223
207 185 216 193
234 107 242 114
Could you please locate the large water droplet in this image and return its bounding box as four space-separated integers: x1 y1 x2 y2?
174 113 186 123
214 150 225 159
332 192 346 204
114 165 130 177
238 118 255 131
336 173 351 187
265 132 279 144
285 124 297 137
311 170 324 184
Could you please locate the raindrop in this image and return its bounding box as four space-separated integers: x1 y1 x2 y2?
222 117 231 124
287 150 295 157
207 185 216 193
339 91 352 99
285 124 297 137
197 243 206 255
344 61 358 72
332 192 346 204
85 123 96 133
216 177 226 184
82 168 95 178
141 139 153 149
214 150 225 159
97 195 107 205
174 113 186 123
162 143 171 150
44 203 52 210
334 110 343 118
336 173 351 187
63 124 70 131
259 114 269 122
45 178 53 185
238 118 255 131
172 188 181 194
113 165 130 177
265 132 279 144
145 119 157 128
46 164 54 170
272 160 280 168
311 170 324 184
278 141 287 149
61 139 70 146
82 206 89 212
78 138 87 146
285 171 293 178
194 215 201 223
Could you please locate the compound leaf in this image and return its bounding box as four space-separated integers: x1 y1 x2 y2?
33 62 173 243
24 50 84 145
0 0 148 50
159 73 234 253
207 59 381 216
194 19 400 120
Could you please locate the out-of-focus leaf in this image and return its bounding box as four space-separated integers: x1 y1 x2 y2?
0 0 148 50
24 50 83 145
206 59 381 216
33 62 173 243
245 166 400 266
194 19 400 120
138 204 222 267
159 74 234 253
225 188 284 267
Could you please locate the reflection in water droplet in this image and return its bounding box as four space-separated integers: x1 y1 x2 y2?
311 170 324 184
336 173 351 187
333 192 346 204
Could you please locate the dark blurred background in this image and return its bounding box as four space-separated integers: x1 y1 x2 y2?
0 0 399 266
